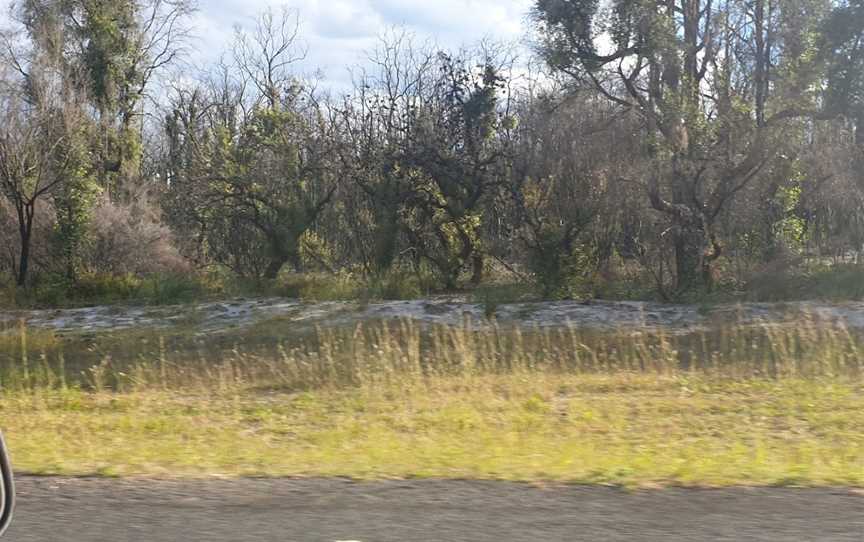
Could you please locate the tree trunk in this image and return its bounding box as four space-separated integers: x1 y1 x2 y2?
16 205 34 287
17 235 30 287
288 248 303 274
665 164 720 293
470 253 484 286
263 228 303 280
263 256 288 280
372 209 400 273
754 0 768 127
673 224 705 292
856 113 864 146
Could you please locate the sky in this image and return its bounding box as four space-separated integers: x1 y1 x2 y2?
193 0 535 88
0 0 536 90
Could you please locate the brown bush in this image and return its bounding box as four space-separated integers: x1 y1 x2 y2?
83 194 190 276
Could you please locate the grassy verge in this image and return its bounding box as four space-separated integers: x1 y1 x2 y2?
2 374 862 486
2 320 863 486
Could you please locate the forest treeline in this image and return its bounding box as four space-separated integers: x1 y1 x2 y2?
3 0 864 306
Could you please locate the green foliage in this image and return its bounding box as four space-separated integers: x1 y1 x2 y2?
0 272 212 308
528 226 599 300
588 271 662 302
382 54 505 288
745 263 864 302
2 274 136 308
76 0 142 113
266 270 435 302
823 1 864 119
406 207 485 288
773 182 806 253
141 274 210 305
298 230 335 272
20 0 151 194
165 88 335 279
471 283 535 319
807 265 864 299
276 273 362 301
77 0 146 194
64 273 143 303
533 0 602 72
53 122 101 281
361 270 434 301
532 0 838 292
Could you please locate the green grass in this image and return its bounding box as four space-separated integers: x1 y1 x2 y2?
6 259 864 311
470 283 537 318
1 319 863 486
0 269 442 309
2 375 862 486
0 272 216 309
721 262 864 303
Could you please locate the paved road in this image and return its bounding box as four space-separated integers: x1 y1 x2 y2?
5 476 863 541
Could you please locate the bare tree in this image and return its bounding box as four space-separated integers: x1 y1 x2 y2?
0 66 88 286
233 6 306 109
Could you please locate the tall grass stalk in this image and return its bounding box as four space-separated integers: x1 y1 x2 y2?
1 316 863 394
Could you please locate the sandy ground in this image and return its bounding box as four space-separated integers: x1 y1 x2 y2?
4 296 864 336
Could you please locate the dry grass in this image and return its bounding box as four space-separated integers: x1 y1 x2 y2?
0 320 863 485
3 317 863 393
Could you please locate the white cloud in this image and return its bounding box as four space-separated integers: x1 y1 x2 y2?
312 0 382 39
196 0 534 88
369 0 528 38
1 0 535 90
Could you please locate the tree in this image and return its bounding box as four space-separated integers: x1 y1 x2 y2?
336 32 434 275
335 35 512 287
1 0 193 284
14 0 195 196
509 89 645 297
532 0 834 292
0 66 91 286
403 51 510 287
163 8 337 279
823 0 864 142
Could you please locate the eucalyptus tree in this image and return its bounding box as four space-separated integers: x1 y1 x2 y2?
532 0 837 291
335 32 435 274
12 0 195 196
163 8 338 279
0 2 100 285
336 34 513 287
0 0 193 283
508 87 647 297
403 50 511 287
789 1 864 261
823 0 864 142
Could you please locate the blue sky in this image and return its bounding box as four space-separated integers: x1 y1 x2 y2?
191 0 535 88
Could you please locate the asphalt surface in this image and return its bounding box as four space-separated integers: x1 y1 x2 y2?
4 476 863 541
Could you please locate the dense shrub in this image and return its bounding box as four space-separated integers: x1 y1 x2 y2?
83 195 189 276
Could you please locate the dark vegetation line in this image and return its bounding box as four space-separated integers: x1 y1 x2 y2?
2 1 864 309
